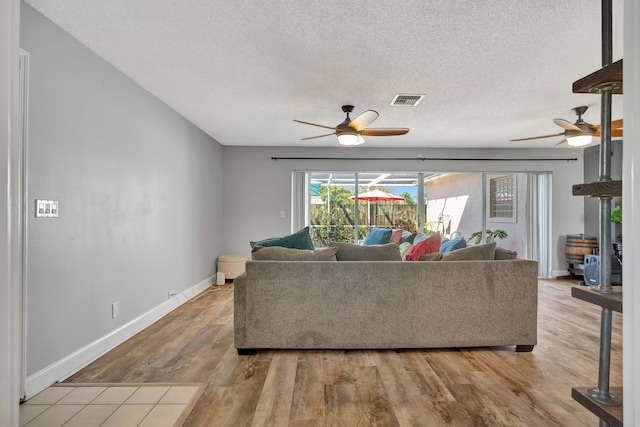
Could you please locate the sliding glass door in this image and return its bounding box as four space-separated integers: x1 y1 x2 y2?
293 170 551 276
300 172 421 246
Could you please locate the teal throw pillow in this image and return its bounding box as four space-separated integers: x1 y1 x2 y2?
250 226 314 250
363 228 392 245
439 238 467 254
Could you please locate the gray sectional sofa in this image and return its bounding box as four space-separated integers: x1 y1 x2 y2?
234 255 539 354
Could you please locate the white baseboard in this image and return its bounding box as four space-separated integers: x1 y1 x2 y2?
24 275 214 400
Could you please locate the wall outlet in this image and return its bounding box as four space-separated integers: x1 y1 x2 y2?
112 302 120 319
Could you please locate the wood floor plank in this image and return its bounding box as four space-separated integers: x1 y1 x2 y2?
371 351 442 426
289 352 326 426
399 351 456 402
61 279 622 426
250 352 298 427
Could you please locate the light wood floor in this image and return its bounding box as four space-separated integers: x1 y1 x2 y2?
65 279 622 426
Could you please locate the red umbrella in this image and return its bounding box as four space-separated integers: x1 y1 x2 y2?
350 189 405 202
350 190 404 226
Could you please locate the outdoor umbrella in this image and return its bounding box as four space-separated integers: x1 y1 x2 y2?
350 190 405 226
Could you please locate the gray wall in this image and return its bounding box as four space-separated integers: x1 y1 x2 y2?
22 4 224 375
222 146 584 276
584 140 623 239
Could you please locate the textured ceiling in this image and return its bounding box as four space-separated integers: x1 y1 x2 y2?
25 0 624 148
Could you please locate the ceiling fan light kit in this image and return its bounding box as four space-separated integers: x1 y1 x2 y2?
511 105 622 147
294 105 409 146
566 134 593 147
337 131 364 146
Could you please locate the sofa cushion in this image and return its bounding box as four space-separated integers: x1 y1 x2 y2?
329 242 401 261
495 246 518 260
418 252 443 261
403 234 442 261
399 230 417 244
250 226 314 250
251 246 337 261
441 242 496 261
439 238 467 253
363 228 393 245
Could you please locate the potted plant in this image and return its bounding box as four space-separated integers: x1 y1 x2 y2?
468 229 508 245
611 205 622 224
611 206 622 259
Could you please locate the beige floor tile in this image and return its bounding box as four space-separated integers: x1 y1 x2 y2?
63 404 119 427
19 404 49 426
56 386 107 404
24 404 85 427
139 404 186 427
158 386 201 404
125 386 169 404
101 404 154 427
91 386 138 404
24 387 75 405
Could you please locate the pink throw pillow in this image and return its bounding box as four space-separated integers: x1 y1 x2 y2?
389 229 403 243
403 234 442 261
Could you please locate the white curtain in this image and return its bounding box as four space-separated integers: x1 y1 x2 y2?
527 172 552 277
291 171 308 232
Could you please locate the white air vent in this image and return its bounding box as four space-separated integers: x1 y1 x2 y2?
390 94 425 106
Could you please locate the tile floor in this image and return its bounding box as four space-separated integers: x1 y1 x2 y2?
20 384 205 427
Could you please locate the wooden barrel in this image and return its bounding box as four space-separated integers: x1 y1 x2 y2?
565 234 598 266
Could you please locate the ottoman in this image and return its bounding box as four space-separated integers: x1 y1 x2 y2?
217 254 248 280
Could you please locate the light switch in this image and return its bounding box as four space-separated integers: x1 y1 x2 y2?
35 200 59 218
280 211 286 219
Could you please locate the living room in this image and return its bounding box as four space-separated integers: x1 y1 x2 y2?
2 1 639 425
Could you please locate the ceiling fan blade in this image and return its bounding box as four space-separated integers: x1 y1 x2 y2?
510 132 564 142
553 118 582 131
593 119 623 137
594 129 623 137
301 132 335 141
293 119 339 131
555 139 568 146
348 110 379 131
611 118 623 130
360 127 409 136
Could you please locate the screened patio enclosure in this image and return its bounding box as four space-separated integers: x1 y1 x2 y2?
293 170 552 277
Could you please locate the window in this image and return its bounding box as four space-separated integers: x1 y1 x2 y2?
489 175 515 220
298 172 422 246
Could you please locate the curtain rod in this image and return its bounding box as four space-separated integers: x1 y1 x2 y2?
271 156 578 162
